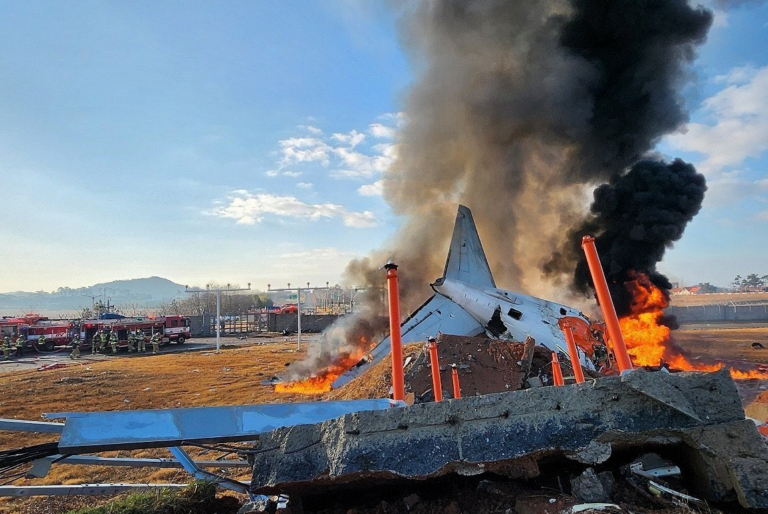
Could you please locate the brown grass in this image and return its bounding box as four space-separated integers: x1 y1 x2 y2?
3 328 768 513
0 342 322 514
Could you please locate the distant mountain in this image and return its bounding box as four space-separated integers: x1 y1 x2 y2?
89 277 187 301
0 277 187 315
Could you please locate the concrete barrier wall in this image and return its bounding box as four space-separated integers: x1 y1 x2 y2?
267 313 339 333
667 304 768 323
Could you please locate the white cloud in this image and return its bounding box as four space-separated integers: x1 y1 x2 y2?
279 137 331 167
703 170 768 208
270 114 401 181
266 169 302 178
713 65 759 85
378 112 407 126
299 125 323 135
342 211 378 228
358 180 383 197
331 130 366 148
269 247 359 279
211 191 377 228
754 210 768 221
330 144 397 179
369 123 395 139
297 182 313 189
666 65 768 175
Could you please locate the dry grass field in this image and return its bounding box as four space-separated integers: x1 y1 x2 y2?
2 327 768 513
0 342 322 514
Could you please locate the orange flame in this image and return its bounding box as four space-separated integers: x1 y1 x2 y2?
617 272 768 379
274 337 372 395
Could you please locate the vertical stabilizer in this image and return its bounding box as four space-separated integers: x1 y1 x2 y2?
440 205 496 288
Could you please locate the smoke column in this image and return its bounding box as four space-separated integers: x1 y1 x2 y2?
285 0 717 380
354 0 712 302
569 158 708 314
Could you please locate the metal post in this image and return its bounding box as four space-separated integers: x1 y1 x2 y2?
562 324 585 384
384 262 405 402
216 291 221 353
427 337 443 402
451 364 461 399
581 235 633 373
297 287 302 351
551 352 565 386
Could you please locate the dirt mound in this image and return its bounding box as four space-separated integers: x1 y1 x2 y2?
328 335 569 402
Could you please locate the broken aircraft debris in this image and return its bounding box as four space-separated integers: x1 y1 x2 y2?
333 205 604 389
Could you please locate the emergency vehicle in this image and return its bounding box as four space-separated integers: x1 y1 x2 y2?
0 314 191 351
0 314 75 350
80 315 191 349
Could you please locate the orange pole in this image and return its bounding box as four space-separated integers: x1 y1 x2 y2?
581 235 633 373
562 324 585 384
427 337 443 402
451 364 461 399
385 262 405 402
551 352 564 386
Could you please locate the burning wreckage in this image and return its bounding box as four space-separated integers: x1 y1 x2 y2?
3 205 768 512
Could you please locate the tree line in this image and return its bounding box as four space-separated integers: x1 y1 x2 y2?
78 283 273 319
732 274 768 292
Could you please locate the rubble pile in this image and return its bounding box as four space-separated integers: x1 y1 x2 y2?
327 335 571 402
251 369 768 512
404 334 576 401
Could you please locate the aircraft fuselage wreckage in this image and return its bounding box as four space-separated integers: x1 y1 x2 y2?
334 204 602 388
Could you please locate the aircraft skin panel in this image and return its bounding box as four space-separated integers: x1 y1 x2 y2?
442 205 496 289
331 294 483 388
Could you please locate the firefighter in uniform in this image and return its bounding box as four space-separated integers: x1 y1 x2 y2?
127 330 136 353
15 334 25 357
38 333 46 350
99 329 110 353
70 334 81 359
92 330 101 354
109 329 118 354
137 330 146 353
151 332 161 354
2 335 11 360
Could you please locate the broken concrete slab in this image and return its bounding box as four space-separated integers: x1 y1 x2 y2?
570 468 610 503
251 369 768 509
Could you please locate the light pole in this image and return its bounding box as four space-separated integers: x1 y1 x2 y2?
267 282 325 351
185 283 251 353
81 294 102 312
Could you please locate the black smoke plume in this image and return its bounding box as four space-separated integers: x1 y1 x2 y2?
571 158 707 315
283 0 716 381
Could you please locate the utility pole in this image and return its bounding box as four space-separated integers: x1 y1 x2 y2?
185 283 251 353
81 294 102 312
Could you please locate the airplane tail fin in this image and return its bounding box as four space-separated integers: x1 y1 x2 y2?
438 205 496 288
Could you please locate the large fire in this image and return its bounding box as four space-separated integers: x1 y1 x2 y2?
274 338 372 395
617 272 768 379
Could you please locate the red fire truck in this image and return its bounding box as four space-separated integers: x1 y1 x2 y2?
80 315 191 349
0 314 191 351
0 314 75 350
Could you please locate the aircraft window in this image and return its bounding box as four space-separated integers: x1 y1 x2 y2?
559 308 567 315
508 308 522 320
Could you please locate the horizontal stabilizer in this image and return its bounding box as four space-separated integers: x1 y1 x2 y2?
442 205 495 288
331 294 483 388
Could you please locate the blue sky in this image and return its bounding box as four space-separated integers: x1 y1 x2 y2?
0 1 766 294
